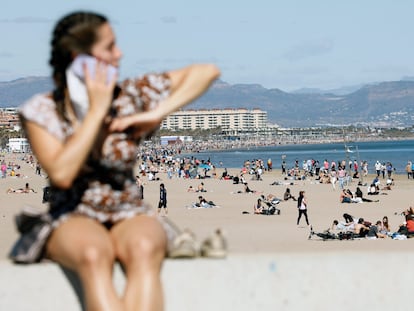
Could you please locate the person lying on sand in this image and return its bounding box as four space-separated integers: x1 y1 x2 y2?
6 183 36 194
192 196 217 208
237 182 262 194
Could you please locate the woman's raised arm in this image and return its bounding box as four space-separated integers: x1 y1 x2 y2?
109 64 220 134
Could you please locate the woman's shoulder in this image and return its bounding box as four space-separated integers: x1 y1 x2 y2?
19 93 67 141
20 93 55 121
20 92 53 105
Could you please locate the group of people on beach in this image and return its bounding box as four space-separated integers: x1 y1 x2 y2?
328 208 414 239
1 159 23 178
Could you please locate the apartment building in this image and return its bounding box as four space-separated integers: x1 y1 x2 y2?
161 108 267 130
0 108 20 129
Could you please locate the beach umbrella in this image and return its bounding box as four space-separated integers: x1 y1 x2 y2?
198 163 211 170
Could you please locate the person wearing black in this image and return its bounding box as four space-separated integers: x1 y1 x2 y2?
343 213 354 224
135 175 144 200
297 190 310 226
158 183 168 216
283 188 297 201
355 187 378 202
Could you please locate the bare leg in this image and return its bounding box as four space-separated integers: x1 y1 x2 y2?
111 215 167 311
46 216 123 311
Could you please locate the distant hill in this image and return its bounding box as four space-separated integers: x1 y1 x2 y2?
1 77 413 127
0 77 53 107
191 80 414 127
291 84 365 95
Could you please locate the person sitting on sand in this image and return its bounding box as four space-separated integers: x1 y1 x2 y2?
197 195 216 208
381 178 394 191
355 187 378 202
196 182 207 192
237 182 253 194
366 221 388 239
283 188 297 201
379 216 391 235
254 198 265 214
187 185 196 192
367 184 380 195
352 170 360 179
354 218 370 237
220 168 230 180
239 173 246 185
397 213 414 236
339 189 353 203
239 182 262 194
343 213 356 224
330 213 357 231
402 207 414 216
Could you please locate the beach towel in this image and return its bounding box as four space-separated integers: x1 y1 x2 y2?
187 203 221 209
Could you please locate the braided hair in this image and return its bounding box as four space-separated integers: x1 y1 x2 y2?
49 11 107 120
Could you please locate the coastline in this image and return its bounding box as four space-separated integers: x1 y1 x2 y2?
1 151 413 260
177 136 414 154
175 139 414 175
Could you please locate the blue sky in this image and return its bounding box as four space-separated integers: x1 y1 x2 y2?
1 0 413 91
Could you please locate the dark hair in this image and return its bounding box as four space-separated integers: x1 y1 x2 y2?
49 11 108 120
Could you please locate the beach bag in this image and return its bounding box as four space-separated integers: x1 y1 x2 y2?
268 206 276 215
9 206 52 264
338 232 353 240
42 186 51 203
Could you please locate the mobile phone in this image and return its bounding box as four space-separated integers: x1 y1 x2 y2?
66 55 118 120
70 54 118 83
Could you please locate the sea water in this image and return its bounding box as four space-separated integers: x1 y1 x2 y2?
183 139 414 174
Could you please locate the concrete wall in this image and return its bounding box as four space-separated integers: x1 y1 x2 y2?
0 252 411 311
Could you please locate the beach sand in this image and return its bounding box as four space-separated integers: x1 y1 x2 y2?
1 154 413 260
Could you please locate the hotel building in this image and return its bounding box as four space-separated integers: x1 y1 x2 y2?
160 108 267 131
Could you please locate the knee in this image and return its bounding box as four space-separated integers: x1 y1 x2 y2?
78 244 115 271
122 235 166 268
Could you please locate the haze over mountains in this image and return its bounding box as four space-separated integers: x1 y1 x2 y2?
1 76 413 127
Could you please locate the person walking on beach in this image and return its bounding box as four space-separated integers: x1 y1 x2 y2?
35 161 42 175
1 160 6 178
135 175 144 199
158 183 168 216
330 169 337 190
406 161 412 179
11 10 219 311
297 190 310 226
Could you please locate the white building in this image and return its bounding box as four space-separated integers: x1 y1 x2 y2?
160 135 193 146
161 108 267 130
8 138 30 153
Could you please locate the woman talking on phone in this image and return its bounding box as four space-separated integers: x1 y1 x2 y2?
16 11 220 311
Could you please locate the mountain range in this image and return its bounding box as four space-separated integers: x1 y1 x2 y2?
1 76 413 127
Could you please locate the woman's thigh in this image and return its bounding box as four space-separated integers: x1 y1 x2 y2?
110 215 167 266
46 216 115 271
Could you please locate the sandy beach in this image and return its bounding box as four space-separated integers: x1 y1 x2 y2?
1 153 414 260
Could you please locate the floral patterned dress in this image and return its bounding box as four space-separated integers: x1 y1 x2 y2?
19 73 179 255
